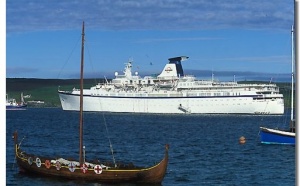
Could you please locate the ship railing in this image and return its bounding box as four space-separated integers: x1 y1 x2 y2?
71 88 80 91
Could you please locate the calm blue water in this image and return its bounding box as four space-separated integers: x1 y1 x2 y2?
6 108 295 185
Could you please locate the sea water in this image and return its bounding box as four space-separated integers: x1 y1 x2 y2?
6 108 295 185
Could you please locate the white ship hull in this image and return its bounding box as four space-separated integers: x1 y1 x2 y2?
58 56 285 115
58 91 284 114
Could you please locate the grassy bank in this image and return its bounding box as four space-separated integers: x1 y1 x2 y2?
6 78 106 107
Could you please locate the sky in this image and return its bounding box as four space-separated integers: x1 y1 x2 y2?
6 0 295 82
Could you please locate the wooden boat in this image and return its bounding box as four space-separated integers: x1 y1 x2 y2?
13 22 169 184
259 25 296 145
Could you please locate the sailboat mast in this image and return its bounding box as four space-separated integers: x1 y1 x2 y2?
291 25 294 121
79 21 85 165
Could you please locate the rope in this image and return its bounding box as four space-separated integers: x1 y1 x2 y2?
57 35 81 79
83 37 117 167
85 38 99 85
12 155 16 170
275 84 292 129
18 136 26 149
101 113 117 167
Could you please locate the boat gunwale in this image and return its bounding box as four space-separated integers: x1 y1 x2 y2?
260 127 296 137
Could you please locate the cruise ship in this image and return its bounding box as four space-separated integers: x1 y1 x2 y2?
58 56 284 114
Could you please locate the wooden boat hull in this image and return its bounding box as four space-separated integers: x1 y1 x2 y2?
259 127 295 145
14 132 168 184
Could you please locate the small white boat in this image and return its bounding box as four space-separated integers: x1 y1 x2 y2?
6 93 27 110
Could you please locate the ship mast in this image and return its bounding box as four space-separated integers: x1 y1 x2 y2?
79 21 85 165
291 25 294 122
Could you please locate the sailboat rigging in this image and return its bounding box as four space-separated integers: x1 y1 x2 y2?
13 22 169 184
259 25 296 145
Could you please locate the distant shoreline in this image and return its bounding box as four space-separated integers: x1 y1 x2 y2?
6 78 293 108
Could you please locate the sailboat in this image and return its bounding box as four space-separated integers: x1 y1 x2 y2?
13 22 169 184
259 25 296 145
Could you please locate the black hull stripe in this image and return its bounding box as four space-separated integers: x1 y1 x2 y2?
58 92 280 99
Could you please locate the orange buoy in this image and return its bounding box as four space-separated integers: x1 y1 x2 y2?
239 136 246 144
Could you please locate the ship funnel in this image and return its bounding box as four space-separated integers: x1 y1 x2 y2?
167 56 189 77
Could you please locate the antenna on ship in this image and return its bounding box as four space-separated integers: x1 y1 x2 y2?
269 77 273 84
104 76 109 84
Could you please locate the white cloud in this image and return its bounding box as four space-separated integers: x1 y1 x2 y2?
135 37 223 43
211 55 290 64
7 0 293 33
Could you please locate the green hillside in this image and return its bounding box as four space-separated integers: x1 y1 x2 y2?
6 78 106 107
6 78 293 108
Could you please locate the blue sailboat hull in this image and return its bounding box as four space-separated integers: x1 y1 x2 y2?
260 127 295 145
